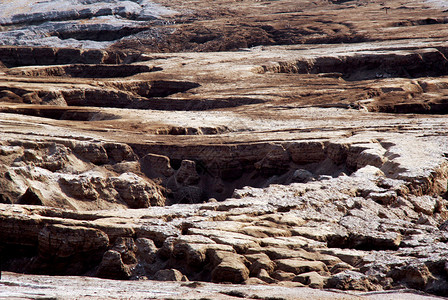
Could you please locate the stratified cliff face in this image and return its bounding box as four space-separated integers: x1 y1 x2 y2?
1 0 448 299
0 0 175 49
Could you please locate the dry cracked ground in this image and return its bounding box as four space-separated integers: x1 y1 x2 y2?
1 0 448 299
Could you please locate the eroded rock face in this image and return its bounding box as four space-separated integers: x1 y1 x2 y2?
0 140 165 210
0 0 176 49
38 224 109 258
2 161 448 293
1 0 448 298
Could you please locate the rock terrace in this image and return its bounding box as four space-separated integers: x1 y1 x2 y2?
1 0 448 299
0 0 176 49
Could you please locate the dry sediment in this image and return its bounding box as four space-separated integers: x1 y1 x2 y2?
0 0 448 298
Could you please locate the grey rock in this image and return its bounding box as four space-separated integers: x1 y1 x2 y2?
135 238 158 265
0 0 176 49
409 195 437 216
292 169 313 183
326 270 379 291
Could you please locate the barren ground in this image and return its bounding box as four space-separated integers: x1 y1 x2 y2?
1 0 448 299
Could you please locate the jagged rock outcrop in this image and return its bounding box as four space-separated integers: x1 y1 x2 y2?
1 152 448 292
0 140 165 209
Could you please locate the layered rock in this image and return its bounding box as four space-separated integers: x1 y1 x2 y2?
0 140 165 210
1 164 448 293
0 0 448 298
0 0 176 49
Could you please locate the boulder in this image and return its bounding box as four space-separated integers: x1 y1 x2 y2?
175 160 200 186
211 258 250 284
210 250 250 284
388 263 435 290
153 269 188 282
59 174 102 201
111 237 138 265
103 143 137 163
111 172 165 207
291 169 313 183
368 191 398 205
293 271 329 288
244 253 275 275
272 270 296 281
173 242 234 267
245 277 267 285
408 195 437 216
135 238 158 264
141 153 175 178
73 143 108 164
256 268 277 283
330 262 355 274
96 250 132 280
325 270 379 291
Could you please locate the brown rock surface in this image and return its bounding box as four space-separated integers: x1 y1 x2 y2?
1 0 448 298
3 272 444 300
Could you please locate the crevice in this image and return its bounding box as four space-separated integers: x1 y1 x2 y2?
260 48 448 81
6 64 160 78
391 18 448 27
0 46 143 68
134 141 373 205
368 101 448 115
49 26 151 42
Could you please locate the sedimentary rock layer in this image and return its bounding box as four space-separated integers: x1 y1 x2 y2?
1 0 448 298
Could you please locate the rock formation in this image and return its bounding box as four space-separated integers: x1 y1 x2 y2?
1 0 448 298
0 0 176 49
